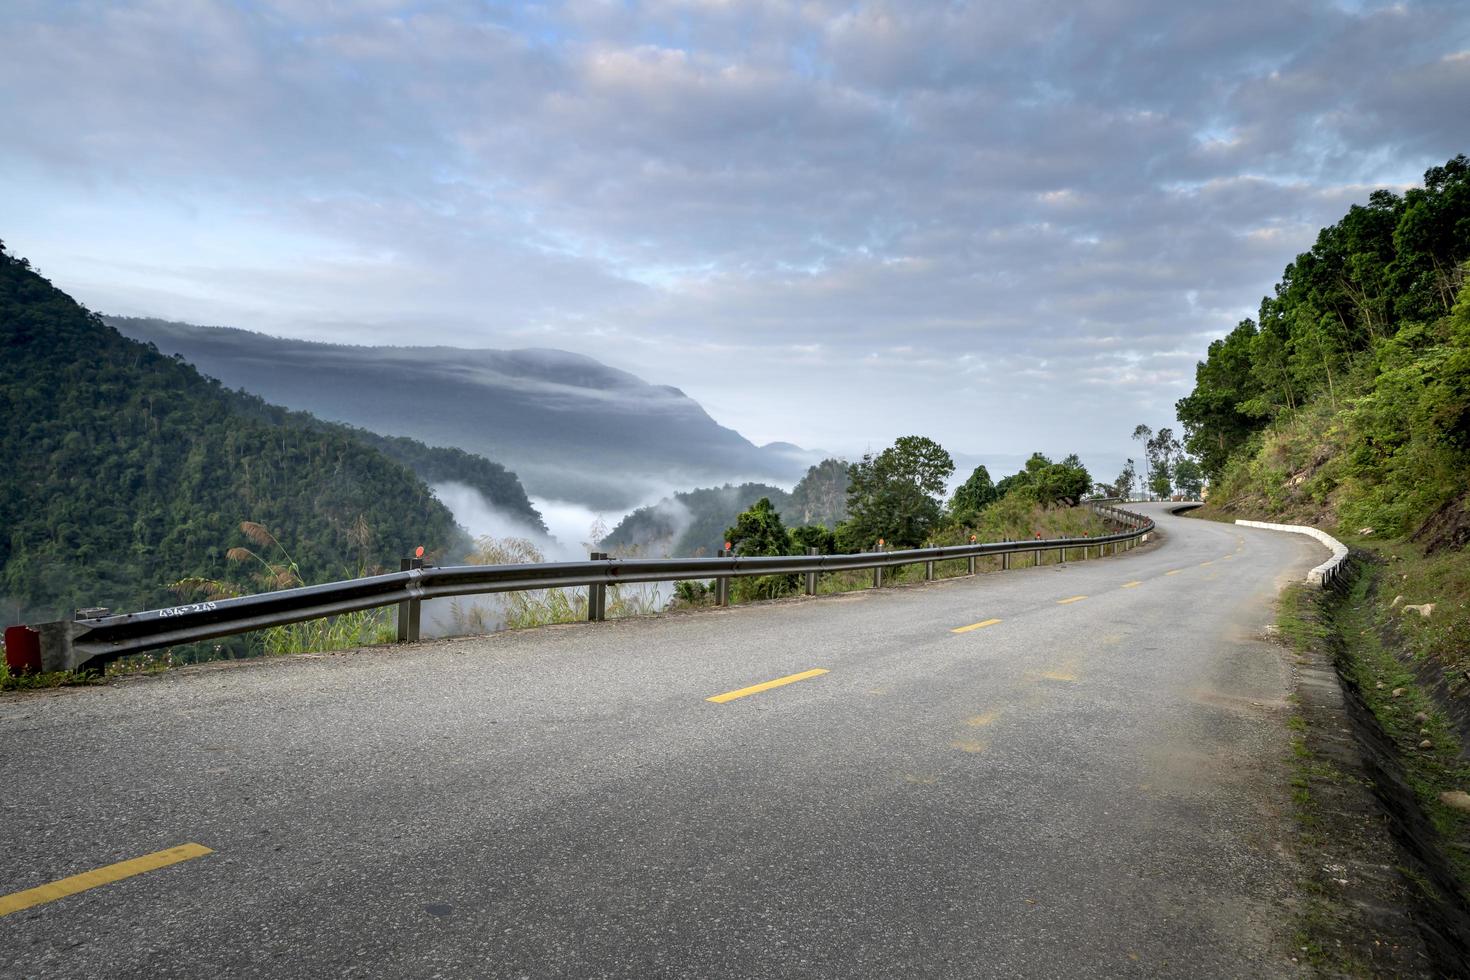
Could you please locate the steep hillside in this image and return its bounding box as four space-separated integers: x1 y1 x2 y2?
333 429 544 535
601 483 795 557
107 317 815 509
1179 154 1470 538
1176 158 1470 877
0 243 472 622
1178 156 1470 661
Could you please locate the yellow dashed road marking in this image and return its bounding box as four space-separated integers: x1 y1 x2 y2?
965 711 1000 727
0 844 213 917
1056 595 1087 604
1121 581 1142 588
1165 569 1183 576
952 618 1002 634
706 668 828 703
950 739 988 753
1039 670 1078 682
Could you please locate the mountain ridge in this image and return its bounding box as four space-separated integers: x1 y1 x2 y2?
106 317 817 510
0 247 493 626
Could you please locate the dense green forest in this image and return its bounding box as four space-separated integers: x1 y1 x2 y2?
1177 154 1470 538
0 241 514 623
333 429 544 534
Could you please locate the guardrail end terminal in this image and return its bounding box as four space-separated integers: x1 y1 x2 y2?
4 624 42 674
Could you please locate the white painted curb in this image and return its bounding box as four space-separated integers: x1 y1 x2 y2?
1235 520 1349 587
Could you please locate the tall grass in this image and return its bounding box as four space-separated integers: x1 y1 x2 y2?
447 536 666 633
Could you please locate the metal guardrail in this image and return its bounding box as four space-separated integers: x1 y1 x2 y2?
8 502 1154 674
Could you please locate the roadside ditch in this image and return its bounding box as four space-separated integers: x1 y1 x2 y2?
1281 557 1470 976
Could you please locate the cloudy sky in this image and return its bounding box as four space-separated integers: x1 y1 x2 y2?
3 0 1467 466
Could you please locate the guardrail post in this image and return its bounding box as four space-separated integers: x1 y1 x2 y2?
873 547 884 588
967 554 976 575
924 559 934 581
397 557 423 643
588 552 608 621
805 547 818 596
715 550 730 606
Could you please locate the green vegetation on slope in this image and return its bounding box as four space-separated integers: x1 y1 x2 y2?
1178 153 1470 534
1176 157 1470 951
600 482 795 557
0 241 471 624
686 436 1108 606
343 429 545 533
1176 154 1470 689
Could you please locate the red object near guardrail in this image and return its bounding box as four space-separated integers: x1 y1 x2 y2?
4 625 41 674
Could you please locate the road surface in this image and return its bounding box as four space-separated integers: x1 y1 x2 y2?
0 504 1326 978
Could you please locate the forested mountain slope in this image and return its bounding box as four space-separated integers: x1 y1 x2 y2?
0 242 478 621
107 317 816 510
1178 154 1470 537
1176 155 1470 757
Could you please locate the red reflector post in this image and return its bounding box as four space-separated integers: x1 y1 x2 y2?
4 625 41 674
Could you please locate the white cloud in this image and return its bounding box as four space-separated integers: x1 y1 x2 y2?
1 0 1465 460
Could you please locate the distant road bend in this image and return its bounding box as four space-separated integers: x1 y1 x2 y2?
0 504 1329 978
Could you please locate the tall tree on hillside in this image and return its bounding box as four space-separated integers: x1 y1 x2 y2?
1392 155 1470 319
724 498 790 557
993 453 1092 507
1131 425 1153 496
949 463 998 522
839 436 954 549
1114 459 1138 500
1177 320 1263 477
1143 427 1181 497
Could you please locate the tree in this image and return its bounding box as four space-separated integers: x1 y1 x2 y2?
1176 320 1262 477
1040 454 1092 506
949 464 997 521
1139 427 1181 498
1173 458 1204 498
1175 154 1470 480
1115 458 1137 500
723 497 790 557
789 523 837 555
993 453 1091 507
724 498 798 601
840 435 954 548
1149 469 1173 499
1131 424 1153 494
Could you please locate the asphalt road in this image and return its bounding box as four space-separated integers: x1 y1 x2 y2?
0 505 1327 978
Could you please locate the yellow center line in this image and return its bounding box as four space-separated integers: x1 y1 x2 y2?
706 668 828 703
1200 560 1214 566
1165 569 1183 576
1056 595 1088 604
951 618 1002 634
0 844 212 917
1121 581 1143 588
